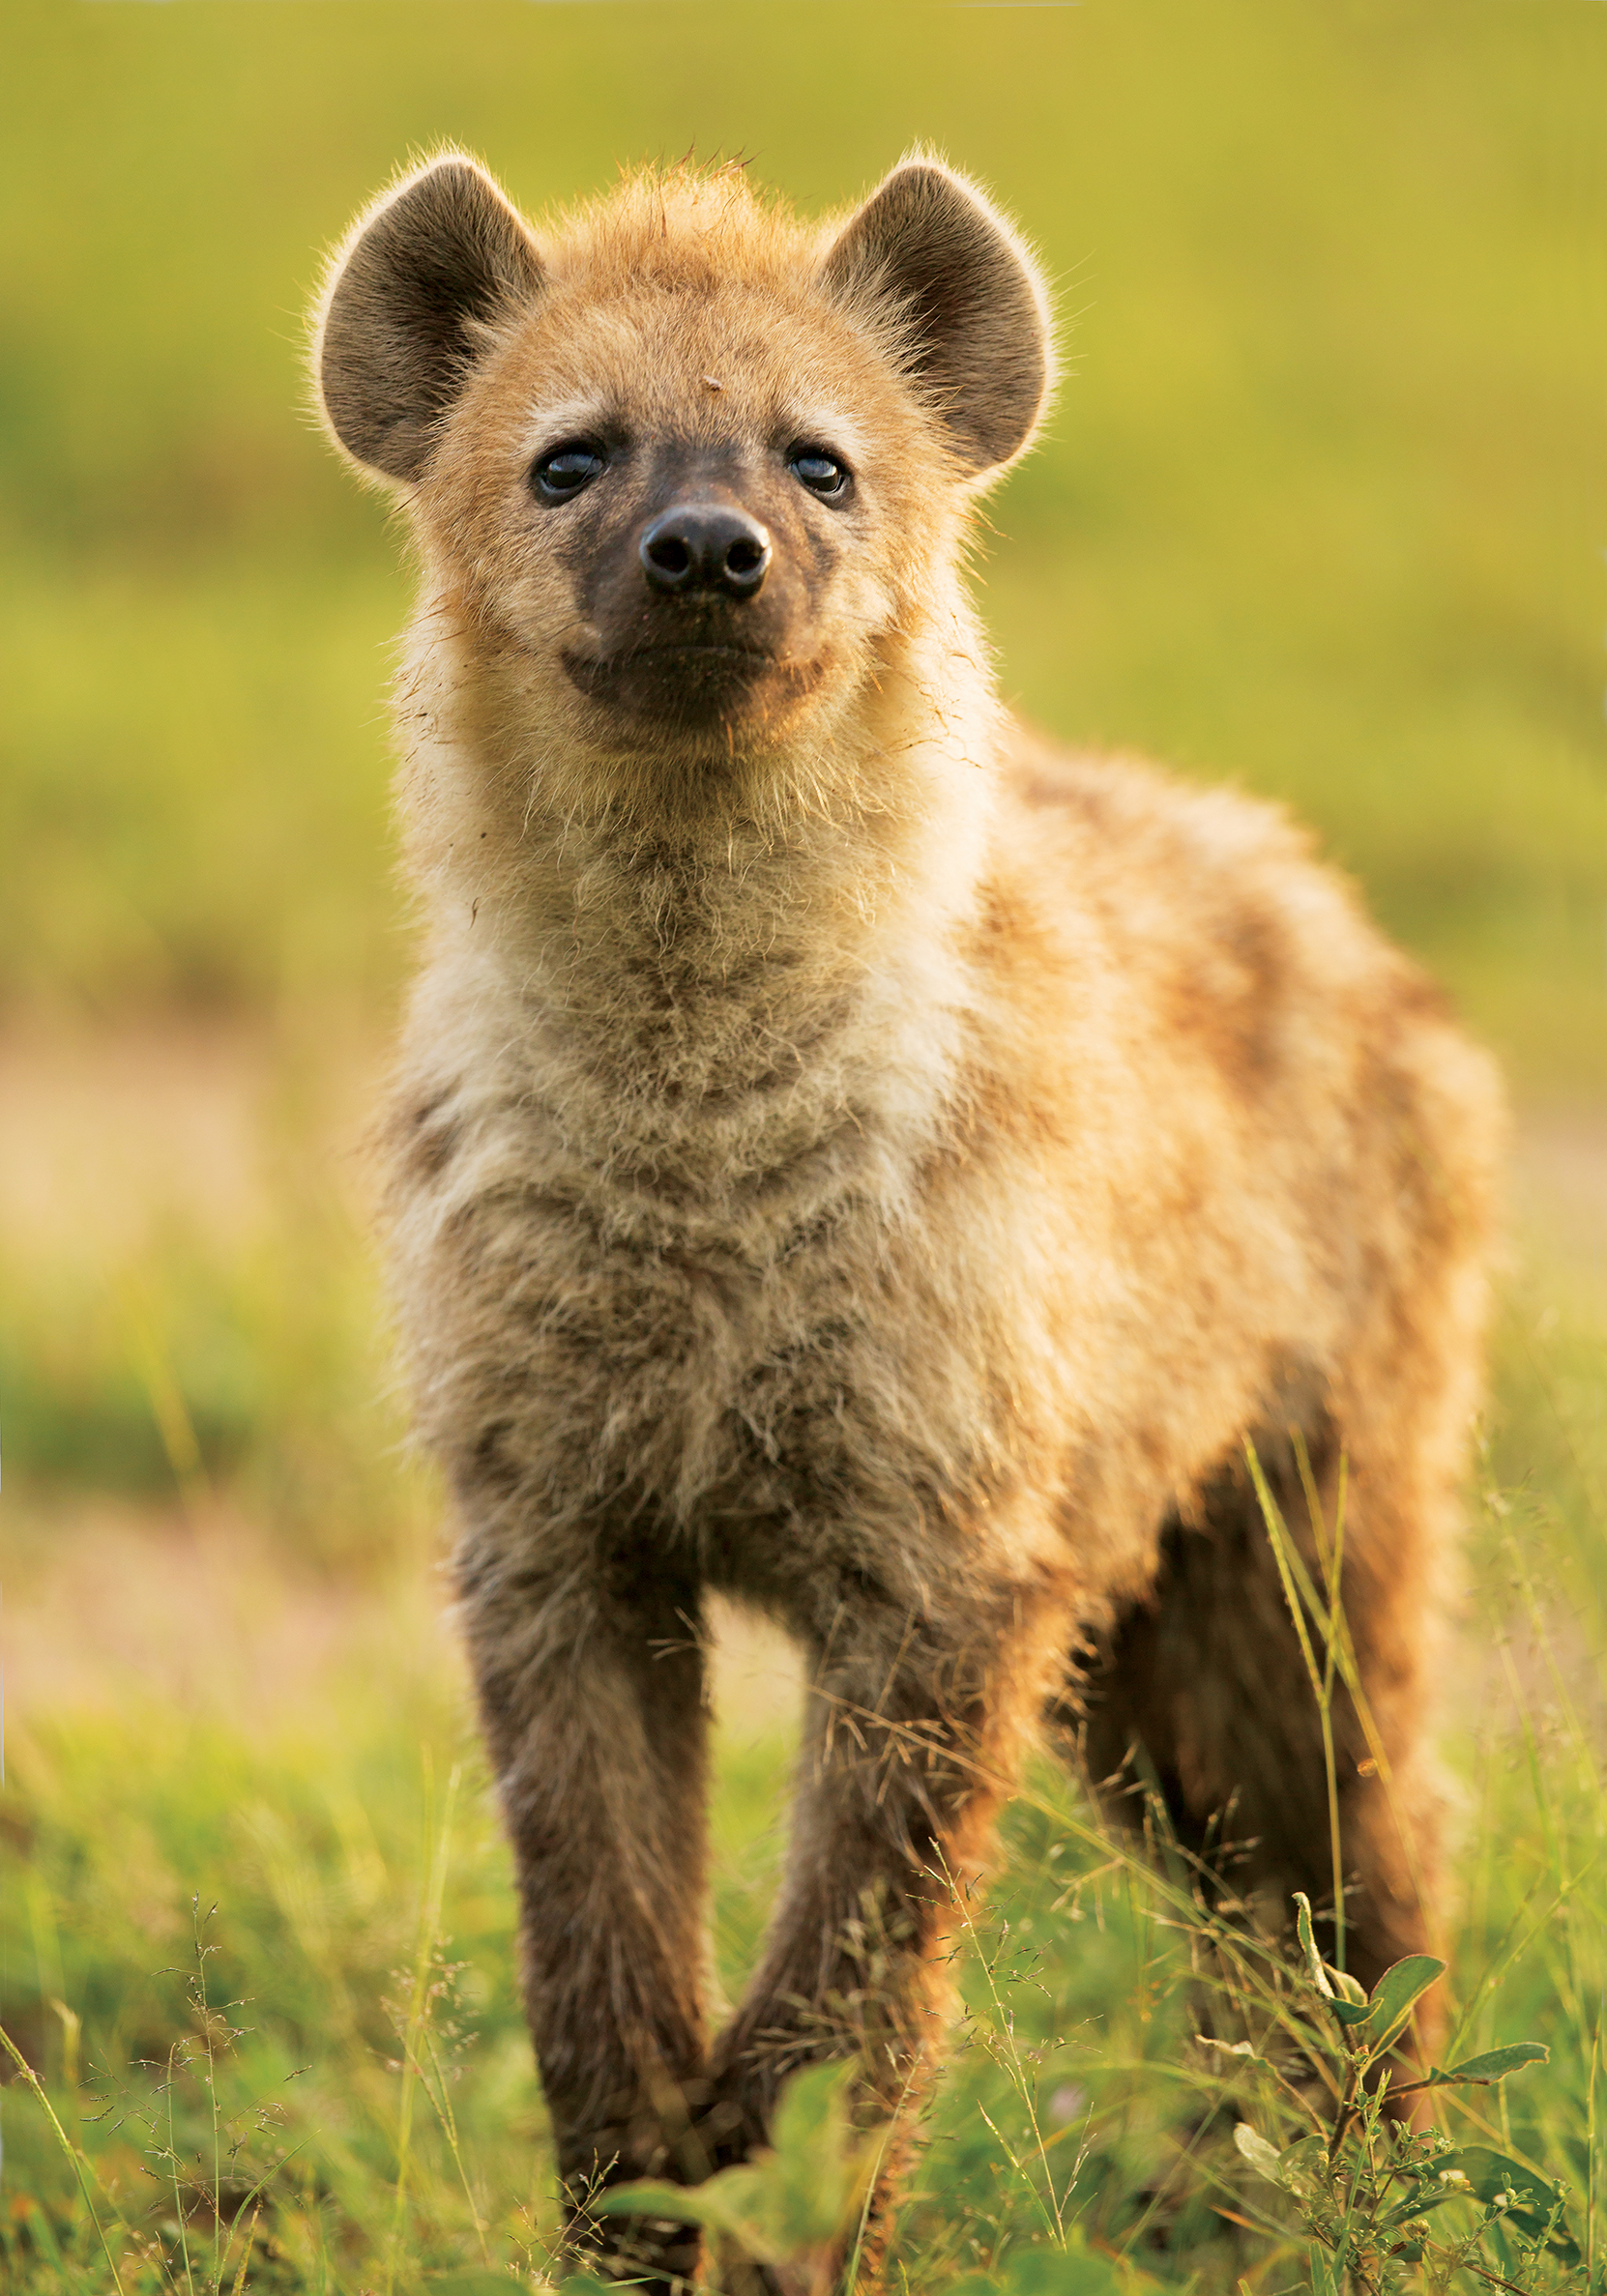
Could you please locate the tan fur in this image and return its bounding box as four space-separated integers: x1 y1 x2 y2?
312 151 1502 2292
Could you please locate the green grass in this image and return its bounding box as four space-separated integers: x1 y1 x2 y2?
4 0 1607 2287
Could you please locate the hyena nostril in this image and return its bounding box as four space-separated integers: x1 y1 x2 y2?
643 533 693 588
717 528 771 598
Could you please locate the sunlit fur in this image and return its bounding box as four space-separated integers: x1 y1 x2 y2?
315 151 1503 2293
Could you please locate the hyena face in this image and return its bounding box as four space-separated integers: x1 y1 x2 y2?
443 281 903 749
316 156 1053 786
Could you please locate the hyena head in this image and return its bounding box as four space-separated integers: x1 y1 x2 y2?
314 153 1052 819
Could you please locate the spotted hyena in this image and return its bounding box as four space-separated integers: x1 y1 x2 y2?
313 149 1501 2292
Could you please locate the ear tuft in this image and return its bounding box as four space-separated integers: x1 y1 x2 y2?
315 155 543 483
821 159 1052 479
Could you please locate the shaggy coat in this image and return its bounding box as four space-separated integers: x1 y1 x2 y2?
314 151 1501 2293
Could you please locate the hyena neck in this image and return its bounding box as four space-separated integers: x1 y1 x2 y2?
397 602 1003 1204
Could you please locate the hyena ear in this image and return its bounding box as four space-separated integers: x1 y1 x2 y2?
820 157 1052 478
315 155 544 483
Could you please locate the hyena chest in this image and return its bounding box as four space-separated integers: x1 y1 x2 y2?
581 1209 999 1621
530 1158 901 1522
428 1059 987 1610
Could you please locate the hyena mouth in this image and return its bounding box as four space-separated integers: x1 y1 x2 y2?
561 644 825 728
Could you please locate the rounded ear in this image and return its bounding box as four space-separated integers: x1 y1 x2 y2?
314 154 544 483
820 157 1052 479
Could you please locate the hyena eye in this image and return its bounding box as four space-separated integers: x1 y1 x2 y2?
788 448 852 502
531 443 607 502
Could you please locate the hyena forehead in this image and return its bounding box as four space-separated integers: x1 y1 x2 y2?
314 151 1055 491
498 287 900 473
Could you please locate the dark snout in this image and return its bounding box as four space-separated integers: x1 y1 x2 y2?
561 454 834 740
639 504 772 600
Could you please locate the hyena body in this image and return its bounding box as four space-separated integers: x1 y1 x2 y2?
315 152 1501 2290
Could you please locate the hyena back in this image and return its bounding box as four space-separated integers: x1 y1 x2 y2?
313 151 1501 2292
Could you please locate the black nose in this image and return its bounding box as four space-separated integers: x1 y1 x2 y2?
639 504 772 599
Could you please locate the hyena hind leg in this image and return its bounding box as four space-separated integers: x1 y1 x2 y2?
1065 1420 1446 2015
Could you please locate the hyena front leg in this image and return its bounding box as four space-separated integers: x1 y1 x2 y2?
706 1579 1074 2290
458 1534 714 2293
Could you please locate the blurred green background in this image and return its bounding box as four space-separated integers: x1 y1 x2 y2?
5 0 1606 1080
4 9 1607 2287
